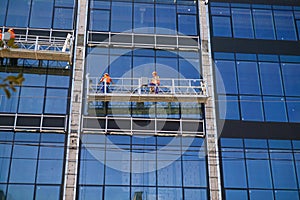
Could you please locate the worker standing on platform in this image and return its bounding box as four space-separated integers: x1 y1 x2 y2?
7 28 15 48
149 71 160 94
0 30 3 47
98 73 113 93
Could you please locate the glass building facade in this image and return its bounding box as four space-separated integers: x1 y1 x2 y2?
0 0 300 199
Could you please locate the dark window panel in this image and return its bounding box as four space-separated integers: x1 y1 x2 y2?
178 14 197 36
0 0 8 26
282 63 300 96
111 2 132 32
263 97 288 122
212 16 232 37
134 3 155 34
237 61 261 95
259 62 283 95
89 10 110 32
215 60 238 94
218 95 240 120
253 9 276 40
286 97 300 122
156 4 176 35
240 95 264 121
53 8 74 30
6 0 31 27
274 10 297 41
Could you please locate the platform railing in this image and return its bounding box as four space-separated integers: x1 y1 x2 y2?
87 76 208 97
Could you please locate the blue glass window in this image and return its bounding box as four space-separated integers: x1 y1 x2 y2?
30 0 54 28
282 63 300 96
55 0 74 7
37 160 63 184
275 190 299 200
90 10 110 31
0 0 8 26
111 2 132 32
270 150 297 189
44 88 68 114
7 185 34 200
91 1 110 9
0 87 19 113
158 188 182 200
0 158 10 183
222 148 247 188
259 62 283 95
215 60 238 94
79 161 104 185
253 9 275 39
237 61 261 95
212 16 232 37
218 95 240 120
274 10 297 40
240 96 264 121
225 189 248 199
156 4 176 34
18 87 45 114
157 161 182 186
263 97 287 122
9 159 37 183
246 149 272 188
286 97 300 122
231 8 254 38
184 189 207 200
47 75 70 88
178 14 197 35
249 190 274 200
79 186 103 200
35 186 60 200
6 0 31 27
179 58 200 79
104 186 129 200
134 3 154 34
105 162 130 185
297 20 300 39
53 8 74 29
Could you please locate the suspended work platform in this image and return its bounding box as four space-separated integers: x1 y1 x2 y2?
0 33 73 62
86 76 209 103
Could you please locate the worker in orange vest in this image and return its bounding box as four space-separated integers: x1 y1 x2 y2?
0 30 3 47
99 73 113 93
7 28 15 47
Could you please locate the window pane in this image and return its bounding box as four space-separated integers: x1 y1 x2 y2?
246 153 272 188
0 87 19 113
178 14 197 35
237 61 261 95
104 186 129 200
47 75 70 88
79 160 104 185
218 95 240 120
18 87 45 114
179 58 200 79
53 8 74 29
157 161 182 186
222 148 247 188
0 158 10 183
79 186 103 200
212 16 232 37
131 161 156 186
45 88 68 114
240 96 264 121
55 0 74 7
156 4 176 35
184 189 207 200
253 9 275 39
6 0 31 27
259 62 283 95
0 0 8 26
275 190 299 200
37 160 63 184
225 190 248 200
274 10 297 40
249 190 274 200
263 97 287 122
134 3 154 34
158 188 182 200
35 186 60 200
7 185 34 200
232 8 254 38
215 60 238 94
270 150 297 189
286 97 300 122
105 162 130 185
90 10 110 31
30 0 54 28
9 159 37 183
282 63 300 96
111 2 132 32
131 187 156 200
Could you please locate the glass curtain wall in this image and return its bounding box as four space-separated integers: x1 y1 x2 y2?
0 131 66 199
210 2 300 41
221 138 300 200
214 52 300 123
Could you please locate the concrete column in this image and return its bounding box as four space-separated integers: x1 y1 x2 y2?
63 0 88 199
198 1 222 199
